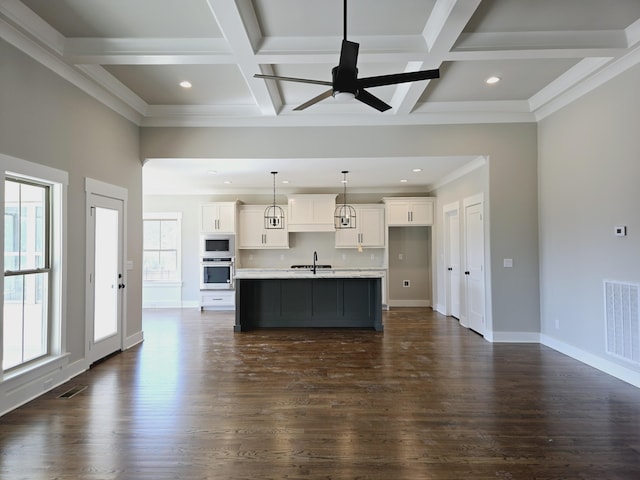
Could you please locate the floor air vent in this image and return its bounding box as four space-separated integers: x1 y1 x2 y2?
57 386 87 398
604 280 640 364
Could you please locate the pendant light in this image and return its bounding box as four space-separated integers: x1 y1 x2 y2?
334 170 356 229
264 171 285 229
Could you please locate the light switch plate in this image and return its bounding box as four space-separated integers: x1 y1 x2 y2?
503 258 513 268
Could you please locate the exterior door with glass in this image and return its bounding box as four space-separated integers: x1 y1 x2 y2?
87 193 124 364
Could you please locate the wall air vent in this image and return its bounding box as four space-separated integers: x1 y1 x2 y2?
604 280 640 364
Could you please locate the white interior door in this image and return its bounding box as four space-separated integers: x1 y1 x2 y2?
445 208 461 319
465 201 485 335
87 194 124 364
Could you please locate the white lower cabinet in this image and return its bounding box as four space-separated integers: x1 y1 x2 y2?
200 290 235 310
238 205 289 249
335 205 385 248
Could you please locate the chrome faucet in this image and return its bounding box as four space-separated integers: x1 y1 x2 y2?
313 251 318 275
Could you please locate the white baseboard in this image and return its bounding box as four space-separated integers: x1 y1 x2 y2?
0 356 87 417
491 331 541 343
182 301 200 309
541 334 640 388
388 300 431 308
142 301 182 308
434 303 447 315
65 358 88 380
124 331 144 349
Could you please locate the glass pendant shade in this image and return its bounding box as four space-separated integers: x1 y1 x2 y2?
264 171 285 229
334 170 356 229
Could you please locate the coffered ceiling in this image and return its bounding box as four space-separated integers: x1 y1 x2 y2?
2 0 640 192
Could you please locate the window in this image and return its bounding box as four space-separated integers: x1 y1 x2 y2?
3 178 51 370
143 213 181 282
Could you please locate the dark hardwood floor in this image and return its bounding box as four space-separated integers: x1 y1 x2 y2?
1 308 639 479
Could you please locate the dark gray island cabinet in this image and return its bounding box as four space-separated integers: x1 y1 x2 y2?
234 269 384 332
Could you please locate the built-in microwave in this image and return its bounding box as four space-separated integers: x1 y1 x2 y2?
200 257 234 290
200 233 235 258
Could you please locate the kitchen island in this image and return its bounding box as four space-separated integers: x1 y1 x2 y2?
234 268 384 332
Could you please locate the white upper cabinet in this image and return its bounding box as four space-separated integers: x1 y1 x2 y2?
287 194 337 232
335 205 385 248
238 205 289 249
383 198 434 226
200 202 237 233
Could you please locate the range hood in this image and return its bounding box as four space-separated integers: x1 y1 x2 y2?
287 194 337 232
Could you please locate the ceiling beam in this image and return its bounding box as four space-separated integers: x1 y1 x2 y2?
206 0 281 116
393 0 481 114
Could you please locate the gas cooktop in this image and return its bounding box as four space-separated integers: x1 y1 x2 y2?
290 264 332 269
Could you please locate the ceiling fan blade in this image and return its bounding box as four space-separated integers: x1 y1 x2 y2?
355 89 392 112
338 40 359 72
293 89 334 111
358 69 440 89
254 74 332 87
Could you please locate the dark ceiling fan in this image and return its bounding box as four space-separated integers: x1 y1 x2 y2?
254 0 440 112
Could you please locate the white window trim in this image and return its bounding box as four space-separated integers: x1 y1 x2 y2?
0 153 69 383
143 212 182 285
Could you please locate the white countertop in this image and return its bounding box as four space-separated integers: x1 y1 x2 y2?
235 267 386 279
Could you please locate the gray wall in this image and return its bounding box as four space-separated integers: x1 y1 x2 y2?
141 123 540 335
538 63 640 376
387 226 431 304
0 39 143 363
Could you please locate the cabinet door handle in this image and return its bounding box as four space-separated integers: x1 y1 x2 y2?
464 271 470 275
448 267 453 271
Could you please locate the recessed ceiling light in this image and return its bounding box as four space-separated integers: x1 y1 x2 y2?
207 170 217 175
400 179 408 183
281 180 289 184
485 76 501 85
412 168 423 173
179 81 192 89
223 180 231 185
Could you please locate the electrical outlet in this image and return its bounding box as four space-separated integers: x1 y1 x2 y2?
398 253 404 260
403 280 410 288
370 254 375 261
555 318 560 329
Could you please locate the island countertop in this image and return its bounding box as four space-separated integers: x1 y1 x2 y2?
234 267 386 279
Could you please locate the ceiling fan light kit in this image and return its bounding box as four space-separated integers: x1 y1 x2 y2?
254 0 439 112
